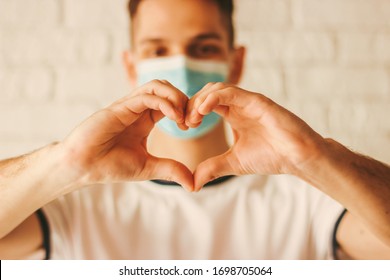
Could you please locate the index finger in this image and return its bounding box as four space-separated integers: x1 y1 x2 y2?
185 82 229 127
107 94 184 128
133 80 188 115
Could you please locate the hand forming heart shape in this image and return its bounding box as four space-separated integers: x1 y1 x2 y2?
62 80 323 192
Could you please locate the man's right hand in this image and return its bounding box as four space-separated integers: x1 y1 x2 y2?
0 80 194 258
61 80 194 191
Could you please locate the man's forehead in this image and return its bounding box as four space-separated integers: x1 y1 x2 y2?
132 0 228 44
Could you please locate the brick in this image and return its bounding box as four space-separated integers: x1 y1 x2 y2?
0 29 77 66
329 101 390 134
78 30 112 65
329 102 369 135
295 0 390 29
0 0 60 27
338 32 390 65
0 35 4 65
283 33 335 64
338 33 379 65
329 132 390 164
352 136 390 164
237 33 283 63
286 66 390 101
375 34 390 64
0 102 98 144
283 100 329 135
111 29 132 65
0 29 111 66
240 66 284 102
235 0 290 30
0 140 49 160
0 67 54 101
23 68 54 101
241 32 334 64
64 0 129 28
55 66 130 106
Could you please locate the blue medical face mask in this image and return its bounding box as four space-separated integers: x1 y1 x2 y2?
136 55 229 139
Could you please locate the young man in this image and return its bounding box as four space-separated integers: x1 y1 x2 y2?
0 0 389 259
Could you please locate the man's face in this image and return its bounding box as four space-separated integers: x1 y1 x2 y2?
125 0 244 85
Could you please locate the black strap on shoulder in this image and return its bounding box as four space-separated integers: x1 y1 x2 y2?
36 209 51 260
332 209 348 260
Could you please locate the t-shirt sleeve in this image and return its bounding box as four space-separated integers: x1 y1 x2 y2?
41 194 76 259
309 187 345 259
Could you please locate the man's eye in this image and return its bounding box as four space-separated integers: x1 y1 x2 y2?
151 47 167 57
191 45 221 58
201 45 219 54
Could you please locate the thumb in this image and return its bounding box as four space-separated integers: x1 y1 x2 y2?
194 152 236 192
147 157 194 192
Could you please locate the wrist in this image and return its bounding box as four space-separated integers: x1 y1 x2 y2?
284 135 331 177
289 137 350 189
44 142 87 194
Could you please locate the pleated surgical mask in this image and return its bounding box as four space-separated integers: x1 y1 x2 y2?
136 55 229 139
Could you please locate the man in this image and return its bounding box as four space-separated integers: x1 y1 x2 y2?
0 0 389 259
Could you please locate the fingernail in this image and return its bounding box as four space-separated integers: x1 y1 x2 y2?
178 123 189 130
175 109 184 122
190 111 202 124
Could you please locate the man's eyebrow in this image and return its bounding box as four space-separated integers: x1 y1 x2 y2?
138 38 165 45
138 33 223 45
192 33 223 42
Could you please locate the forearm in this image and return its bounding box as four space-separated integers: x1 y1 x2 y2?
294 138 390 245
0 142 81 238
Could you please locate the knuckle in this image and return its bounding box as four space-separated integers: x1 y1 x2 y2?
205 82 216 87
207 91 217 100
217 82 235 92
160 79 171 85
149 79 163 86
226 84 237 91
213 82 226 90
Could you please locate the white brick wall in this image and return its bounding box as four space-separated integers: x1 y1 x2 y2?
0 0 389 164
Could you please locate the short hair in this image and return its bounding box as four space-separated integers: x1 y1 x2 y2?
127 0 235 48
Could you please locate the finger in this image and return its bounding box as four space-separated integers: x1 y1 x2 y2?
211 105 230 118
193 81 228 101
133 80 189 119
109 94 184 127
198 88 273 125
185 83 220 126
137 80 190 129
197 92 221 116
186 92 226 127
194 151 237 192
148 110 189 131
186 83 232 127
146 156 194 192
112 80 189 128
186 82 218 113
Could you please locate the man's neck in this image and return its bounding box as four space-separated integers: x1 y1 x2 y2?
148 121 230 171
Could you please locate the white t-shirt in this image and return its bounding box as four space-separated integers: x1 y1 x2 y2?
41 174 344 259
